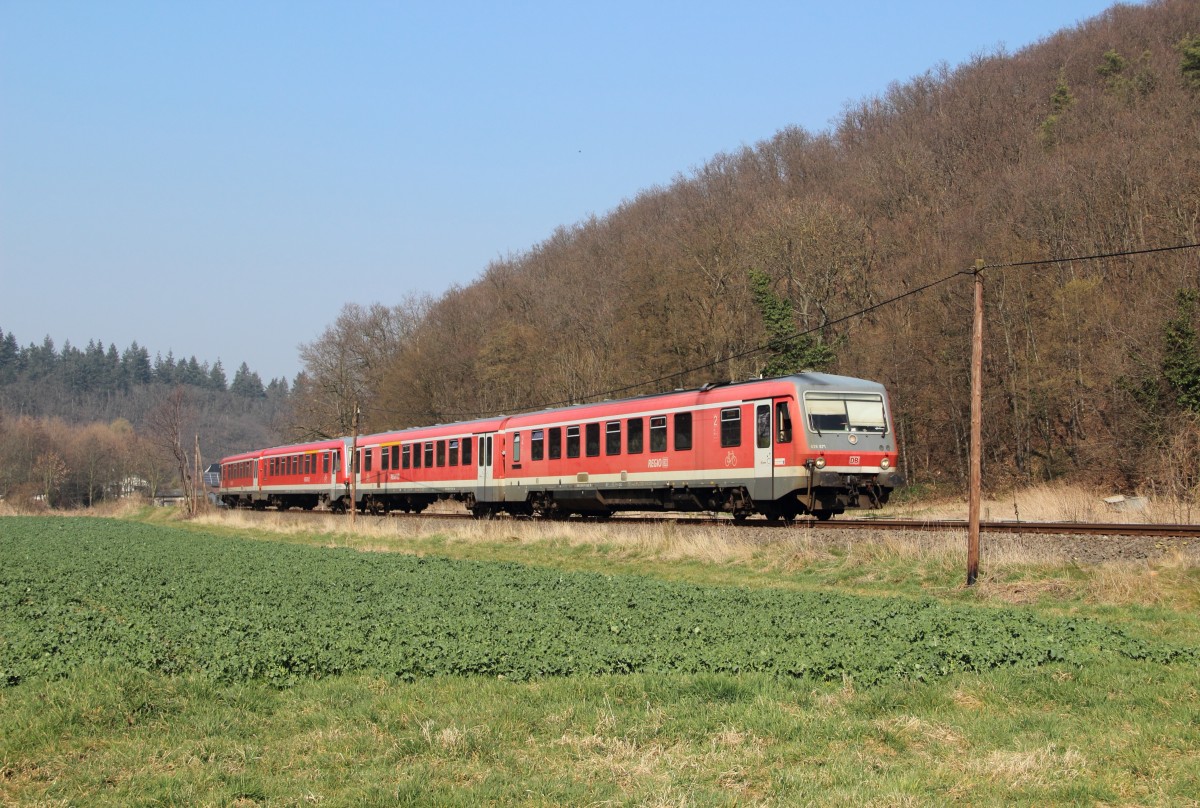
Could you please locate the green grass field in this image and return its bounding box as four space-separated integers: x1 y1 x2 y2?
2 513 1198 806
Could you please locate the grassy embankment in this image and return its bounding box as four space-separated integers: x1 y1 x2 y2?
2 493 1198 806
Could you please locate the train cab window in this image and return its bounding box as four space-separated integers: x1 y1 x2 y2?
449 439 459 466
721 407 742 448
437 440 446 467
402 445 411 469
776 402 793 443
548 427 561 459
627 418 643 454
585 423 601 457
674 412 693 450
462 437 472 466
605 421 621 456
804 392 887 434
424 442 434 468
650 416 667 452
567 426 580 458
531 430 544 461
756 405 771 449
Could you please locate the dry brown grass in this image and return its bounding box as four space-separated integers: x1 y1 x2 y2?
886 482 1197 525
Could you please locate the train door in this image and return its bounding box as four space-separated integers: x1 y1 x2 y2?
753 401 773 500
476 432 496 502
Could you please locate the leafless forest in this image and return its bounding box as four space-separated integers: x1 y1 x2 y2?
291 1 1200 499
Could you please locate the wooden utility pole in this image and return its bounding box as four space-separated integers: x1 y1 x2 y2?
967 259 984 586
350 403 360 526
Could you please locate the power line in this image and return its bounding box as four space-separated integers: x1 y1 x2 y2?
370 241 1200 422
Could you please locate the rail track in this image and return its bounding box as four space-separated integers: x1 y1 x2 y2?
238 507 1200 538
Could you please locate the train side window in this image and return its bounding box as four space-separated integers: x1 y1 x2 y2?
650 416 667 452
756 404 771 449
424 442 434 468
381 446 390 470
585 423 601 457
674 412 693 450
513 433 522 463
605 421 621 456
402 445 411 469
486 436 493 466
333 450 340 473
531 430 544 461
292 455 300 475
413 443 422 469
393 446 402 470
322 453 330 474
462 437 472 466
449 439 459 466
353 450 360 474
721 407 742 448
567 426 580 458
437 440 446 467
627 418 643 454
776 402 793 444
365 449 373 473
548 427 561 459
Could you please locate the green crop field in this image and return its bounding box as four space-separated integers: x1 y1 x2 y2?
2 515 1198 806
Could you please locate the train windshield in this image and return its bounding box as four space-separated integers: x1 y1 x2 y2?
804 392 887 434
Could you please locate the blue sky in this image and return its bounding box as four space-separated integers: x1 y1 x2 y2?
1 0 1127 381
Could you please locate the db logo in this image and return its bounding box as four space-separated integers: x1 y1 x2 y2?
849 456 861 466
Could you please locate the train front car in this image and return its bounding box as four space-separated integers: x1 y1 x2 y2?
775 373 902 520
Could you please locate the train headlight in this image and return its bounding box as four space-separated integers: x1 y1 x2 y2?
814 456 826 469
880 457 890 470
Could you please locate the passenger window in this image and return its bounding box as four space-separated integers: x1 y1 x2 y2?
513 433 522 463
674 412 692 450
381 446 390 470
721 407 742 448
462 437 472 466
437 440 446 467
531 430 544 461
449 439 459 466
650 416 667 452
567 426 580 458
413 443 422 469
402 445 411 469
627 418 643 454
605 421 621 455
424 442 434 468
548 427 561 459
365 449 373 473
585 423 601 457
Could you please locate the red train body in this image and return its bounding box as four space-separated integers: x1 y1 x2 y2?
218 373 902 521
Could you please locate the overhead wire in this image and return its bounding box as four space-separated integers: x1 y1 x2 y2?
367 241 1200 423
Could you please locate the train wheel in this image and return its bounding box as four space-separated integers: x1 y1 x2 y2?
812 510 834 521
471 505 495 520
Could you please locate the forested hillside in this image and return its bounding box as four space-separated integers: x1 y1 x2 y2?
0 330 287 506
292 0 1200 497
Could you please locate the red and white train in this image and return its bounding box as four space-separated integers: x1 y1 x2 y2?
218 373 902 521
